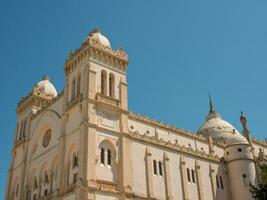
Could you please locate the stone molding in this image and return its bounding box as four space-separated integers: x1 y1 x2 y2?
95 93 120 107
129 130 220 162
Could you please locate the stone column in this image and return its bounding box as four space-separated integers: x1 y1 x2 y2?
145 147 155 198
180 156 189 200
195 160 204 200
164 152 173 200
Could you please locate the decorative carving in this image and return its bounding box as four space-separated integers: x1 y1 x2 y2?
96 180 118 193
42 129 52 148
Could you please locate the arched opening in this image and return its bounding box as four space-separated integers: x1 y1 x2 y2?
101 70 107 95
67 144 79 185
98 139 117 182
109 73 115 98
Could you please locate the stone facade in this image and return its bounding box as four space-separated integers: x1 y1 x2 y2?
5 29 267 200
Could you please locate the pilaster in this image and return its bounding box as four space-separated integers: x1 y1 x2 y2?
209 164 216 200
145 147 155 199
180 156 189 200
195 160 204 200
163 152 173 200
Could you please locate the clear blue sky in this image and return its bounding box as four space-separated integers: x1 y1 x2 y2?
1 0 267 198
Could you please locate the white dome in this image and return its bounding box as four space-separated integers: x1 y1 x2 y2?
198 96 248 146
199 116 248 146
35 76 57 98
89 29 111 47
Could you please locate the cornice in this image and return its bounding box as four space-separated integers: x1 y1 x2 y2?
128 130 220 163
128 112 207 142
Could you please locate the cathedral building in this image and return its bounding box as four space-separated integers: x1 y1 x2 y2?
5 29 267 200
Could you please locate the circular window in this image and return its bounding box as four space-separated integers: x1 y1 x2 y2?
42 129 52 148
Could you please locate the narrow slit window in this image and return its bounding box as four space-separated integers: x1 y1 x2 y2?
101 70 107 95
100 148 105 165
158 161 163 176
107 149 112 166
109 73 115 98
220 176 224 190
242 174 247 186
153 160 157 175
76 74 81 95
187 168 191 182
71 78 76 100
191 169 195 183
216 175 220 188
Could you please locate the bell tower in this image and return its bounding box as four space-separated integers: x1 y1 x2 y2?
63 29 131 199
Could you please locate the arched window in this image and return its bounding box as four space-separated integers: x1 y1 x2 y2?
100 148 105 165
158 161 163 176
71 78 76 100
109 73 115 98
101 70 107 95
76 74 81 95
153 160 157 175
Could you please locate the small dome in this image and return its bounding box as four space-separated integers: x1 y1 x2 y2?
89 29 111 48
35 75 57 98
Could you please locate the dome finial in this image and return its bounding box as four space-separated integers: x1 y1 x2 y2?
209 93 215 114
42 75 49 81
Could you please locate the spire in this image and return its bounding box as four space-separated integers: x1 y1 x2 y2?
205 94 221 121
209 93 215 114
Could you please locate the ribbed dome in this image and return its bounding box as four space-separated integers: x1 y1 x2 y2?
35 75 57 98
89 29 111 48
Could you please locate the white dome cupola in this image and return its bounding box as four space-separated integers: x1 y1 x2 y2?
89 29 111 48
198 95 248 146
34 75 58 98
